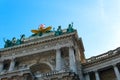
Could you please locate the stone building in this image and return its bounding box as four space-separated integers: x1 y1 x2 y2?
0 24 120 80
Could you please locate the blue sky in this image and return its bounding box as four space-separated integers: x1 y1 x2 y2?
0 0 120 58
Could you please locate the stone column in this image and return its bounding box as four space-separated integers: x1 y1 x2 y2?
9 58 15 71
95 71 100 80
23 75 28 80
0 60 3 72
113 65 120 80
56 48 62 71
69 46 77 73
85 73 90 80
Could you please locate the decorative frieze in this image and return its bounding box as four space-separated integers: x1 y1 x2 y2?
1 34 75 61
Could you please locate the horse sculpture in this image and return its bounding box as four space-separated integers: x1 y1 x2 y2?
3 34 26 48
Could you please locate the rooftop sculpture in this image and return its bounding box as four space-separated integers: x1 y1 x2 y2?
3 23 75 48
4 34 26 48
55 22 75 36
55 26 63 36
67 22 75 33
31 24 52 36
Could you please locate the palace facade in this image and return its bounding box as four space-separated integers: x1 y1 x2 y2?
0 24 120 80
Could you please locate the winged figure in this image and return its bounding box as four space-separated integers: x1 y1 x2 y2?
31 24 52 34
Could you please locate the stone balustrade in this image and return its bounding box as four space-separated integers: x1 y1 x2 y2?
0 67 70 79
0 68 30 79
35 69 72 78
86 47 120 63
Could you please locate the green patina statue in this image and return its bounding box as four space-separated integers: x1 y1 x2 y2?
67 22 75 33
4 34 26 48
11 37 17 46
55 23 75 36
20 34 25 44
3 23 75 48
4 39 12 48
55 26 63 36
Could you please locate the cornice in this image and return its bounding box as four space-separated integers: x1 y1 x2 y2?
0 68 30 78
0 31 77 54
83 54 120 73
82 47 120 68
0 31 79 61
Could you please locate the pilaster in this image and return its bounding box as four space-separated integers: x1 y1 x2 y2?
9 58 15 72
0 60 3 73
69 46 77 73
56 48 62 71
95 70 100 80
113 64 120 80
85 73 90 80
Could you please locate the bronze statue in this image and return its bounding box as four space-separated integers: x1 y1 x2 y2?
67 22 75 33
55 26 63 36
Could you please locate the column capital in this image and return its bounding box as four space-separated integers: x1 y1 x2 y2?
0 60 3 64
69 45 76 51
11 56 15 60
112 63 117 67
95 70 100 80
54 46 61 50
85 72 90 74
113 64 120 80
0 58 4 62
85 73 90 80
10 57 16 62
94 69 99 72
68 44 74 48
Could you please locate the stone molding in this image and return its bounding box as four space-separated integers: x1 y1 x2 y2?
0 33 76 60
0 68 30 79
0 31 77 53
83 53 120 73
83 47 120 68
